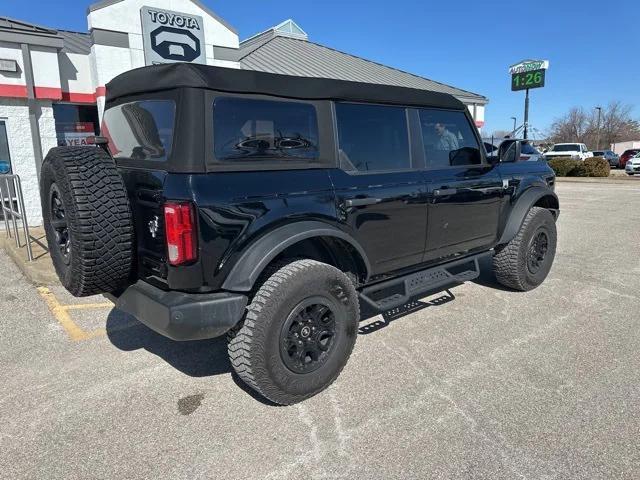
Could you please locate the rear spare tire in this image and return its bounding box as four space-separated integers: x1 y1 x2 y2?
40 147 134 297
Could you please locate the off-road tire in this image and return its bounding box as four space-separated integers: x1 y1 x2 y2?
228 259 360 405
493 207 557 291
40 147 134 297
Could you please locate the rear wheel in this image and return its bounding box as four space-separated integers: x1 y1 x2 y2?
493 207 557 291
40 147 134 297
228 259 359 405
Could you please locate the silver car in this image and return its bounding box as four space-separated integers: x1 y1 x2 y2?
592 150 619 167
625 153 640 175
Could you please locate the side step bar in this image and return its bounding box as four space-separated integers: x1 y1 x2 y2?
358 252 490 313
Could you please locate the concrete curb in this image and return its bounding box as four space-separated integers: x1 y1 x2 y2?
0 229 59 286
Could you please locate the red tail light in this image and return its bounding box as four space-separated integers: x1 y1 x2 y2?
163 202 197 266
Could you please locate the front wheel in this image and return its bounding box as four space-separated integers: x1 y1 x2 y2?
493 207 557 291
228 259 360 405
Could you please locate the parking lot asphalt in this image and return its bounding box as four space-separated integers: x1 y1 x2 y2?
1 181 639 480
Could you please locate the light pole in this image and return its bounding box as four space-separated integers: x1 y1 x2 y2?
595 106 602 150
511 117 517 135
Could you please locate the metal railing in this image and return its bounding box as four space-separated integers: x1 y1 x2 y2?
0 174 34 261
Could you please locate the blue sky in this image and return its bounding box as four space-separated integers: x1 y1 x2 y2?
3 0 638 135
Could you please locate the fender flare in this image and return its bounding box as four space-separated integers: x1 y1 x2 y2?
222 221 371 292
497 187 559 245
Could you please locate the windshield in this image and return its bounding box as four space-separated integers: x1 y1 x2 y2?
552 144 581 152
592 151 604 156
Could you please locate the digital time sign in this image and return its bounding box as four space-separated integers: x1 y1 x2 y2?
511 69 545 91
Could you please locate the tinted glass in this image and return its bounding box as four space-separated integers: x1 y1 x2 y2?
552 144 580 152
521 142 540 155
484 142 498 153
214 97 319 161
419 109 481 167
102 100 175 161
335 103 410 172
52 104 99 147
592 151 604 156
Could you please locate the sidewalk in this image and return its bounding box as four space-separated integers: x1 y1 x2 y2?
0 226 59 285
556 176 639 184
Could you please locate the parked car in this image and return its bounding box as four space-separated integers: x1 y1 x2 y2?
544 143 592 161
619 149 640 169
591 150 619 167
39 63 559 405
625 152 640 175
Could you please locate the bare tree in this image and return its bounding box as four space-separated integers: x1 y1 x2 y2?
548 102 640 149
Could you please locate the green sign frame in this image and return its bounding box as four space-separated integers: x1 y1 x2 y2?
511 69 545 91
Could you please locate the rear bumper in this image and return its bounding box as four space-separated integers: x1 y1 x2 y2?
112 281 248 341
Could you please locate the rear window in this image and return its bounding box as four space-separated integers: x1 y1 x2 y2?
213 97 319 162
552 144 580 152
102 100 175 161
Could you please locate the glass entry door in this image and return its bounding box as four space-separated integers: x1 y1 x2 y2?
0 121 11 175
0 120 14 223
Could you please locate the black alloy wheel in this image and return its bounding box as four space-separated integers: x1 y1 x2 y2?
280 297 338 374
527 230 549 275
49 184 71 265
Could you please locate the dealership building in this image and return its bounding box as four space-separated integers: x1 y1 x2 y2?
0 0 488 226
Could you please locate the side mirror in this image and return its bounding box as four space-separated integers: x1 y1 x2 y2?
0 160 10 175
498 141 522 163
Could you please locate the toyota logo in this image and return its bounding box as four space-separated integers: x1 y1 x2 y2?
150 26 201 62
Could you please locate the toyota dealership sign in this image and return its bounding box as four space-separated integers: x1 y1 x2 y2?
141 6 206 65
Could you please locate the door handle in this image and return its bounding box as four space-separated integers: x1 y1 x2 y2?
344 197 382 207
433 188 458 197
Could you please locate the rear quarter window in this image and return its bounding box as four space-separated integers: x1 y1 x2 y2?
213 97 319 163
102 100 175 161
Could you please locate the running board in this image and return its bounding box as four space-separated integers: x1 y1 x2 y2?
358 252 489 313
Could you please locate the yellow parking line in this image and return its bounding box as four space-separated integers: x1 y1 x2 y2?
37 287 108 341
65 302 113 310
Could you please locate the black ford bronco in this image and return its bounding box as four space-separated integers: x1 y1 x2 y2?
40 63 558 405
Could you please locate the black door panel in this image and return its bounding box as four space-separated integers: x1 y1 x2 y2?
423 166 504 261
330 169 427 275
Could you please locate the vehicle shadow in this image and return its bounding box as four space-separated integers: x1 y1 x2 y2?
104 281 463 406
105 308 232 377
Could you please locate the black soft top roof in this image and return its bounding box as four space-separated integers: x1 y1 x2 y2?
106 63 465 110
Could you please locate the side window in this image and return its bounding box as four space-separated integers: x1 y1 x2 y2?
418 109 482 168
213 97 319 162
335 103 410 172
102 100 175 162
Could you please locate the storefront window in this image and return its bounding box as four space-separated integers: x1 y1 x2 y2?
0 121 11 175
52 104 100 147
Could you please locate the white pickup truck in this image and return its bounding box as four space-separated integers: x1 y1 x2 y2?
544 143 592 161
